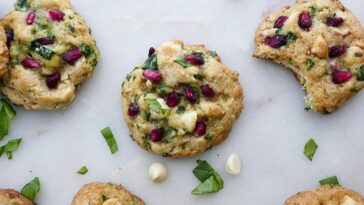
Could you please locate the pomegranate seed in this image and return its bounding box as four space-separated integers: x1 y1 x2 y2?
183 85 197 103
142 70 162 83
148 47 155 57
185 54 204 66
63 48 83 65
274 16 288 29
149 128 164 142
298 12 312 30
26 11 36 25
46 71 61 89
194 121 207 137
326 17 344 27
5 30 14 47
128 103 139 117
48 9 65 21
166 92 181 107
264 35 287 48
21 57 41 69
332 69 352 84
329 45 347 58
200 84 215 98
36 37 54 45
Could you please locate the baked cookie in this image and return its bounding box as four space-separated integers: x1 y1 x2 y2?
0 189 34 205
122 40 244 158
0 22 9 78
254 0 364 114
72 182 145 205
1 0 99 110
285 185 364 205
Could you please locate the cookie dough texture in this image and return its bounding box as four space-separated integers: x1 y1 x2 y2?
72 182 145 205
1 0 99 110
0 189 34 205
285 185 364 205
122 40 244 158
0 23 9 78
254 0 364 114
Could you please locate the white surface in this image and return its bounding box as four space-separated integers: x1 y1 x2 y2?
1 0 364 204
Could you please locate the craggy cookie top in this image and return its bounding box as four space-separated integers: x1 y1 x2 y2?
72 183 145 205
285 185 364 205
1 0 99 110
254 0 364 114
122 40 244 158
0 189 34 205
0 22 9 78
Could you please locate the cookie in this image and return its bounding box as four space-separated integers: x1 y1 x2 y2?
285 185 364 205
1 0 99 110
253 0 364 114
72 182 145 205
0 189 34 205
122 40 244 158
0 22 9 78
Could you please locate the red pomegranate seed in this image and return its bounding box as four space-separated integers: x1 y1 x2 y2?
274 16 288 29
148 47 155 57
326 17 344 27
264 35 287 48
183 85 197 103
194 121 207 137
149 128 164 142
26 11 36 25
21 57 41 69
332 69 352 84
298 12 312 30
48 9 65 22
5 30 14 47
36 37 54 45
142 70 162 83
185 54 204 66
200 84 215 98
63 48 83 65
166 92 181 107
329 45 347 58
46 71 61 89
128 103 139 117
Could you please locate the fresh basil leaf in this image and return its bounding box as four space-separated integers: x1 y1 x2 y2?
192 175 223 195
193 160 217 182
143 54 158 70
287 32 298 45
307 58 315 70
100 127 118 154
77 166 88 175
319 176 339 186
144 99 162 113
0 138 22 159
304 138 318 161
1 100 16 120
175 59 192 68
0 106 9 141
21 177 41 201
30 41 55 60
357 66 364 81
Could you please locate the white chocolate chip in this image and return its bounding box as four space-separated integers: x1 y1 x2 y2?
148 162 168 183
341 196 358 205
225 154 241 175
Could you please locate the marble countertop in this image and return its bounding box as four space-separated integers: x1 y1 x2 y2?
1 0 364 204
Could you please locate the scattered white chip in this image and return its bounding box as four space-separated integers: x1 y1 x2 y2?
148 162 168 183
225 154 241 175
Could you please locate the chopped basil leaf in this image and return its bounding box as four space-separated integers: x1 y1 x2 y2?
304 138 318 161
319 176 340 186
81 44 92 57
191 51 204 57
192 160 224 195
0 138 22 159
275 28 283 35
67 25 75 33
175 58 192 68
207 51 218 57
162 109 171 117
126 74 132 81
309 6 317 17
144 99 162 113
177 106 186 114
194 70 204 80
156 85 168 96
205 132 214 140
287 32 298 45
307 58 315 70
357 66 364 81
163 127 176 143
30 41 55 60
16 0 30 11
102 195 109 202
21 177 41 201
143 54 158 70
100 127 119 154
355 52 363 58
77 166 88 175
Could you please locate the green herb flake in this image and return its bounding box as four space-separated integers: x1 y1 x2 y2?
30 41 55 60
21 177 41 201
309 6 317 17
143 54 158 70
177 106 186 114
287 32 298 45
126 74 132 81
16 0 30 11
0 138 22 159
194 70 204 80
77 166 88 175
275 28 283 35
144 99 162 113
205 132 214 140
163 127 176 143
319 176 340 186
307 58 315 70
191 160 224 195
355 52 363 58
207 51 218 58
156 85 168 96
174 58 192 68
357 66 364 81
102 195 109 202
100 127 119 154
67 25 75 33
303 138 318 161
81 44 92 57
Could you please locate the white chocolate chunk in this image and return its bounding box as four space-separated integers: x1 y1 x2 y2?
168 110 197 132
341 196 358 205
148 162 168 183
225 154 241 175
